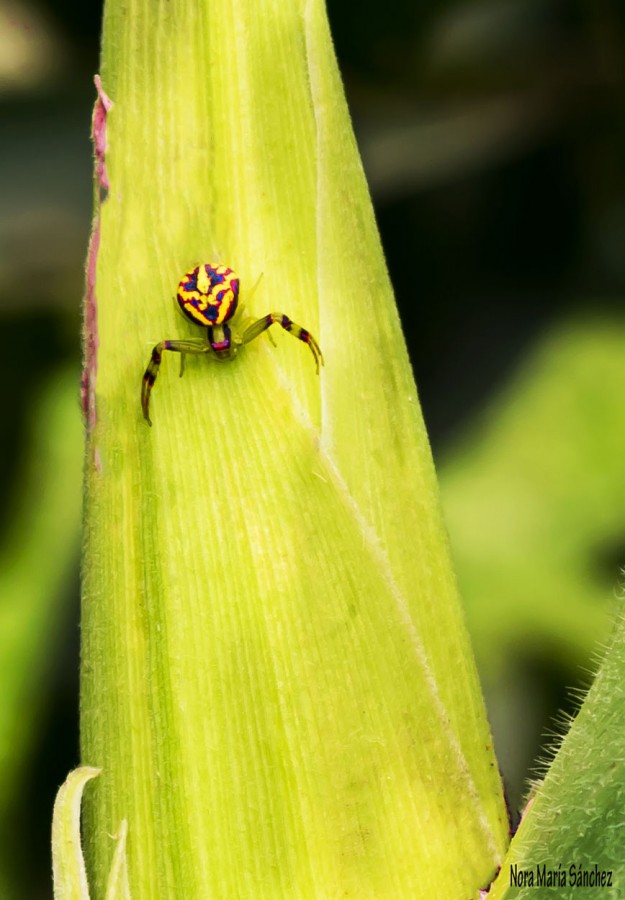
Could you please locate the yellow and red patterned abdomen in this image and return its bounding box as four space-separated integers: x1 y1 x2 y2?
176 263 240 327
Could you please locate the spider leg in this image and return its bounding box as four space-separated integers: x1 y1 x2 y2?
241 313 323 373
141 338 211 426
246 271 265 305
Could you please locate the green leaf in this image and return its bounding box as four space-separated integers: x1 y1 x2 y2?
81 1 508 896
52 767 101 900
487 609 625 898
440 317 625 681
0 367 82 896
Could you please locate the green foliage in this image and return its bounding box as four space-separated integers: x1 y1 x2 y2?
438 316 625 895
441 316 625 680
0 368 82 897
489 608 625 898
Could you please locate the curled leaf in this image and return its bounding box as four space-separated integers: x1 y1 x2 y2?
52 767 101 900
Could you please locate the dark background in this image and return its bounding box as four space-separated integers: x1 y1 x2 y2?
1 0 624 895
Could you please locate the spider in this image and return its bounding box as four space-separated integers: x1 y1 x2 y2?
141 263 323 425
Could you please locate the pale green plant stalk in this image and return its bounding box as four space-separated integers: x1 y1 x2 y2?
78 0 509 896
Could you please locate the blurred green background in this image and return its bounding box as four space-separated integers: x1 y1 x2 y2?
1 0 624 896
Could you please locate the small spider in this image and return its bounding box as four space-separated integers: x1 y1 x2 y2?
141 263 323 425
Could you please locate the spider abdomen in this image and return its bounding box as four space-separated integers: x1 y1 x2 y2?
176 263 240 327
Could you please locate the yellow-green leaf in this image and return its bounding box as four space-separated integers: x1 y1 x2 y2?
81 1 509 896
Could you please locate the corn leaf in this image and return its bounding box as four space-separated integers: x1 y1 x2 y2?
81 0 508 895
